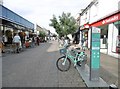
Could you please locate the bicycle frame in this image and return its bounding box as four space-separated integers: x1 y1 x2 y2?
63 46 85 66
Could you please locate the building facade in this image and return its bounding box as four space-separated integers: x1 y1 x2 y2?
36 24 49 36
78 0 120 58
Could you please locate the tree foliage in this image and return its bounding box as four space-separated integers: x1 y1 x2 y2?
49 12 78 37
39 31 46 38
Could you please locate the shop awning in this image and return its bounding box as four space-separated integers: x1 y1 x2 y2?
80 23 90 31
0 5 34 30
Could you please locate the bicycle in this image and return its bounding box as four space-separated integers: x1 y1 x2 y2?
56 44 87 72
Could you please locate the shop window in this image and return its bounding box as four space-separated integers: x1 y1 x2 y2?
117 24 120 53
116 36 120 53
113 22 120 53
100 28 108 38
114 21 120 35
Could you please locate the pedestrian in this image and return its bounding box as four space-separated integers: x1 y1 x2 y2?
13 33 21 53
2 34 7 46
31 35 35 47
36 36 40 46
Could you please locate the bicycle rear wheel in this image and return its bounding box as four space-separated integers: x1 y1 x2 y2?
56 56 71 72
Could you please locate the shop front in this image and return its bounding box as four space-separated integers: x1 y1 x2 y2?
90 11 120 57
80 24 89 49
1 20 30 46
0 5 34 52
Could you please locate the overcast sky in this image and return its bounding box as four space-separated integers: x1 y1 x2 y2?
3 0 91 33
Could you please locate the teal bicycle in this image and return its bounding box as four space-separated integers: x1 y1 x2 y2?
56 44 87 72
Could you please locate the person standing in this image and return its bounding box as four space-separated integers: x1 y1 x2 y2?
13 33 21 53
2 34 7 46
0 36 5 53
31 35 35 47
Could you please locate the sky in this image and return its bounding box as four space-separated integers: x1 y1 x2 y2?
3 0 91 34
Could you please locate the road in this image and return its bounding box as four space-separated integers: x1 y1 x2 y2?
2 41 86 87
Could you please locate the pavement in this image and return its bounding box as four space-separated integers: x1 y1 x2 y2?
2 40 119 88
59 43 119 87
83 49 119 88
2 41 86 87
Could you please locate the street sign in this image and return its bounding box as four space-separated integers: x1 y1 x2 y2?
90 27 100 81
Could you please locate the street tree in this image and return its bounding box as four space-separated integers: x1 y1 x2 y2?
39 31 46 38
49 12 78 37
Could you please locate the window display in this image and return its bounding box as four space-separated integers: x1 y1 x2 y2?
116 36 120 53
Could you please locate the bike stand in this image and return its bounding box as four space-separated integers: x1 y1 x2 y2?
76 65 109 87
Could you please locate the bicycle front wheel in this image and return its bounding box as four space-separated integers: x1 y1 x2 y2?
56 56 71 72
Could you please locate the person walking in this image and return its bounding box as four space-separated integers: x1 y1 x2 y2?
13 33 21 53
36 36 40 46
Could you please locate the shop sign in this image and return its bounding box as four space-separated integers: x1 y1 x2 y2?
91 13 120 27
102 15 118 24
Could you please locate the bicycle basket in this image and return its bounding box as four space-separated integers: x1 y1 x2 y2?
60 48 66 55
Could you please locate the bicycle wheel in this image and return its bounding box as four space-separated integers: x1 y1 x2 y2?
56 56 71 72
